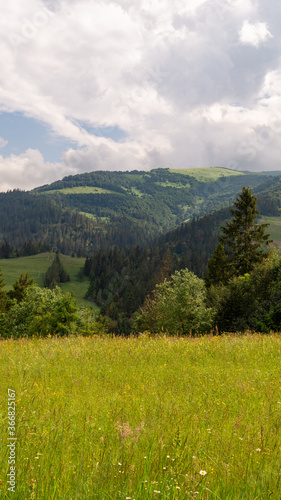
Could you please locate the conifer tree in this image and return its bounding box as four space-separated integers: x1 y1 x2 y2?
7 272 34 303
204 242 230 287
44 252 70 289
205 187 272 286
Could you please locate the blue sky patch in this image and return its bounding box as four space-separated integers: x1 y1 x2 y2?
76 120 127 142
0 113 128 163
0 112 76 162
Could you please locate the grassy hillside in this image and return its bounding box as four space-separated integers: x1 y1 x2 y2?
258 215 281 246
0 169 278 251
1 334 281 499
43 186 115 195
34 168 278 229
0 253 94 308
0 168 280 255
169 166 246 182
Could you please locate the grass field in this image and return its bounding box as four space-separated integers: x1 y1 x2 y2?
155 182 191 189
169 168 245 183
79 212 110 223
1 333 281 499
41 187 115 195
258 216 281 246
0 253 94 308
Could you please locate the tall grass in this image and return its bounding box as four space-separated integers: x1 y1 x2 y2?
1 333 281 499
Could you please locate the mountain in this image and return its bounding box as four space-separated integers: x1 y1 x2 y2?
83 205 233 332
0 167 279 256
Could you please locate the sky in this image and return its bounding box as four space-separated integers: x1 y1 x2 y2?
0 0 281 191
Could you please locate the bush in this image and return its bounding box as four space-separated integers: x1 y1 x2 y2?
208 250 281 333
1 285 79 338
77 307 109 336
135 268 214 335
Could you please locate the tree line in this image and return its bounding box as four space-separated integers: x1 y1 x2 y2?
82 207 233 333
82 187 281 335
0 267 107 338
1 186 281 337
136 187 281 334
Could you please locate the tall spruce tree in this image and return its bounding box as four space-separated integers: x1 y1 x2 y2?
205 187 272 286
204 241 230 287
44 252 70 289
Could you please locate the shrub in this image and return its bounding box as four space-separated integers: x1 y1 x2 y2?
208 250 281 333
135 268 214 335
1 285 79 338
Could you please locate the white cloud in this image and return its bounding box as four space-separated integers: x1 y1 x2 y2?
239 20 273 47
0 149 69 191
0 0 281 191
0 137 8 148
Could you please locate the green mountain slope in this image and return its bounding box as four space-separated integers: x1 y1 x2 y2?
0 167 280 255
0 252 93 308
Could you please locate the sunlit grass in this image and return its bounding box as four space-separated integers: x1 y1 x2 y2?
258 215 281 246
169 167 245 183
0 253 94 308
1 333 281 499
42 187 115 195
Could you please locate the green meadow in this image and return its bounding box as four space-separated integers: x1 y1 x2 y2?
169 168 245 183
0 253 93 308
1 334 281 499
259 216 281 246
41 187 115 195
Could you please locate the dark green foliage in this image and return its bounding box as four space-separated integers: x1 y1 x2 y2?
221 187 271 274
0 241 13 258
205 187 272 286
0 240 50 258
84 207 232 333
44 252 70 289
255 176 281 215
7 272 34 305
135 268 213 335
208 252 281 333
0 170 277 257
0 285 79 338
0 267 109 339
17 240 51 257
0 266 6 312
0 190 104 256
204 242 230 287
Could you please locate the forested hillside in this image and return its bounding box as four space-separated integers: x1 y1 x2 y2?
83 207 233 332
1 168 281 335
0 168 279 256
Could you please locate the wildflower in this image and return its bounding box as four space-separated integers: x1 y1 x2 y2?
199 470 207 476
256 448 261 452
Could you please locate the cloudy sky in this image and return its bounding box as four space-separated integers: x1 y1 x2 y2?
0 0 281 191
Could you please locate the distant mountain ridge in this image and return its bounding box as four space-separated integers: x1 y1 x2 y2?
0 167 280 255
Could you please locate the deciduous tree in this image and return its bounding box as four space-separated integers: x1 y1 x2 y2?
136 268 213 335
